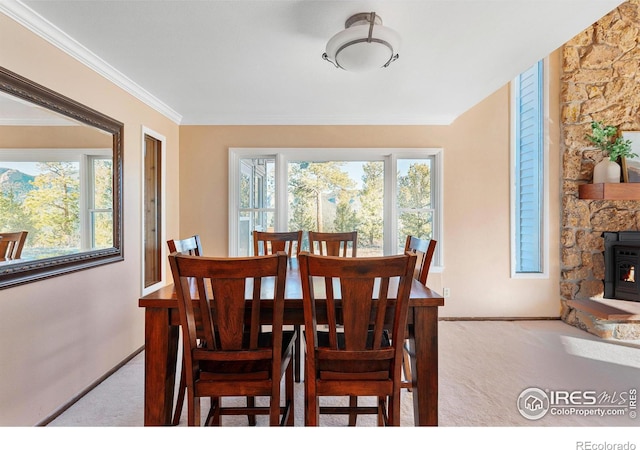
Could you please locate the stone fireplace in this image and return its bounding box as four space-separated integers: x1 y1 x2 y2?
560 1 640 339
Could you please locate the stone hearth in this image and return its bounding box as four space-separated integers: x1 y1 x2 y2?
563 298 640 339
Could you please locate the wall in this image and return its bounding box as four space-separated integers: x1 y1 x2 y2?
560 1 640 328
179 52 562 319
0 14 181 425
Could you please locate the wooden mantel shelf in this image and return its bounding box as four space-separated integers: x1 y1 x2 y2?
578 183 640 200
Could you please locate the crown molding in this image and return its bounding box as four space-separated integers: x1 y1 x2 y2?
0 1 183 124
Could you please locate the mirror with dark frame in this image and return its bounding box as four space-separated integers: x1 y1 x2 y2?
0 66 123 289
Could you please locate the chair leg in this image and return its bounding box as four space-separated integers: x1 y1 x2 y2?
388 392 401 426
402 339 413 392
188 393 201 426
286 358 295 426
247 397 257 426
377 397 386 426
305 375 319 426
172 362 186 425
348 396 358 426
295 324 302 382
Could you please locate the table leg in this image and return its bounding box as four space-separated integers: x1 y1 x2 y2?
408 306 438 426
144 307 179 426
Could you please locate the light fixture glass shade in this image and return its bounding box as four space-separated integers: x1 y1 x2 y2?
323 12 401 72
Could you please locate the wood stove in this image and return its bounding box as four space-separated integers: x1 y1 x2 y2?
604 231 640 302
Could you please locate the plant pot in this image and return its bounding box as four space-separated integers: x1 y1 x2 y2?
593 159 621 184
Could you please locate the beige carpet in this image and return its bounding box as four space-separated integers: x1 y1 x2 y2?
45 320 640 429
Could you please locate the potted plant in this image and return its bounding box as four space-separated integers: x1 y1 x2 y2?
586 121 637 183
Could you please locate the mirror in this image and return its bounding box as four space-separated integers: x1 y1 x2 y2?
0 66 123 289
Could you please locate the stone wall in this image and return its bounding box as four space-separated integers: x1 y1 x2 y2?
561 0 640 338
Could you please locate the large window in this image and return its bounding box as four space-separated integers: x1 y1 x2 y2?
230 148 442 264
511 59 548 277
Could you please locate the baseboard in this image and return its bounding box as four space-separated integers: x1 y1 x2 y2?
439 316 560 321
37 345 144 426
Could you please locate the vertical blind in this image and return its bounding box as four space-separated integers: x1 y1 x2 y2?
515 60 543 273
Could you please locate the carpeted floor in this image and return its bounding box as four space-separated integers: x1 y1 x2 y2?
47 320 640 428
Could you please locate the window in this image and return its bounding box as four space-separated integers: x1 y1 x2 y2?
229 148 442 264
511 59 548 276
0 148 111 259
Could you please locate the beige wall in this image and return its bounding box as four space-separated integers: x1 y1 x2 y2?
179 50 562 319
0 15 180 425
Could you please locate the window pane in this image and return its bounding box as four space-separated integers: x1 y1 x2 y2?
92 211 113 248
93 158 112 210
288 161 384 256
396 159 434 253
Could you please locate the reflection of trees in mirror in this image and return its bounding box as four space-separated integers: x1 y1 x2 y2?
0 156 112 260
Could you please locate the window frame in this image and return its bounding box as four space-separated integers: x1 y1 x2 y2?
510 59 549 278
229 147 443 268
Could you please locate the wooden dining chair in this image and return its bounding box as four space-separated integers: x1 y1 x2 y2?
308 231 357 257
253 230 304 383
167 234 202 256
298 251 416 426
252 230 302 264
0 231 28 260
402 235 437 391
168 251 296 426
405 235 437 286
166 234 203 425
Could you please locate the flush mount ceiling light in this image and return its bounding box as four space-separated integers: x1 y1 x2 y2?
322 12 400 72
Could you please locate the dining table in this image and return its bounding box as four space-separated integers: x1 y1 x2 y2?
138 262 445 426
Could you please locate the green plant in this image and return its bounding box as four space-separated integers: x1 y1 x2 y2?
586 121 637 161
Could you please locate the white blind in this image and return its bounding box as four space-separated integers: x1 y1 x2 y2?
515 61 543 273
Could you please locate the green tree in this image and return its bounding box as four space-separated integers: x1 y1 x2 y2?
288 162 355 232
357 162 384 246
0 188 35 237
92 159 113 247
333 189 358 233
23 162 80 248
397 163 432 246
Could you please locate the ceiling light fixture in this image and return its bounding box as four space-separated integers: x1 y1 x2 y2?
322 12 400 72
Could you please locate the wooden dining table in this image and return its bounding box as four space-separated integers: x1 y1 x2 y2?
138 264 444 426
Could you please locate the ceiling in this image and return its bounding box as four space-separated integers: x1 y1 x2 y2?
3 0 625 125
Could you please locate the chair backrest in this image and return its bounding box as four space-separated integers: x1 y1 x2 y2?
307 231 357 257
253 230 302 262
167 235 203 256
168 252 288 383
404 235 437 285
298 251 416 376
0 231 28 260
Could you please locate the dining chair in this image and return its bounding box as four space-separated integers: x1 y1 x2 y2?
402 235 437 391
308 231 357 257
0 231 28 260
306 230 358 422
252 230 302 264
298 251 417 426
167 234 202 256
168 251 296 426
166 234 203 425
253 230 304 383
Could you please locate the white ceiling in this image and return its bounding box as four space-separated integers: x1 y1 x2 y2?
3 0 625 125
